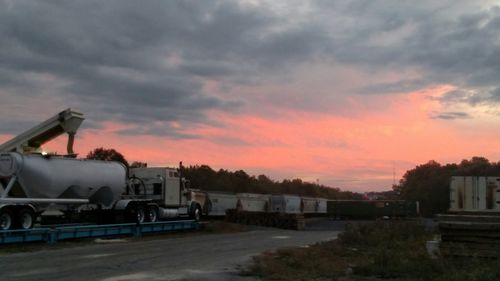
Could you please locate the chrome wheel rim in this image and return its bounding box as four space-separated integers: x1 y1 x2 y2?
21 213 33 229
195 208 200 221
136 208 145 223
148 209 157 222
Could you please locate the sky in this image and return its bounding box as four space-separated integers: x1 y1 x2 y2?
0 0 499 192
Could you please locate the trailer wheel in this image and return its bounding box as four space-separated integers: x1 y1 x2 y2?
147 206 158 222
0 209 14 230
18 208 35 229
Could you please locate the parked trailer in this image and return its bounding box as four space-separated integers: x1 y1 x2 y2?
236 193 269 212
205 192 238 216
327 200 419 219
301 197 319 214
269 194 302 214
317 198 327 214
0 152 126 230
0 152 126 206
450 176 500 212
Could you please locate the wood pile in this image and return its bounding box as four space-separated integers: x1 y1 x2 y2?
225 209 305 230
438 213 500 258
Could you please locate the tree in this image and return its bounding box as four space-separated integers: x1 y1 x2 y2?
86 147 129 168
130 161 147 168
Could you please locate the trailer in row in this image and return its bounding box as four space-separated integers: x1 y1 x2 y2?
203 192 329 216
202 193 418 219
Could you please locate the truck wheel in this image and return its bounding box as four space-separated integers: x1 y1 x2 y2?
18 208 35 229
191 205 202 222
0 209 14 230
135 206 146 224
147 206 158 222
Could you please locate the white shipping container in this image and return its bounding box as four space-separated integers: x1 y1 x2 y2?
269 194 302 214
206 192 238 216
317 198 328 214
450 176 500 212
301 197 318 213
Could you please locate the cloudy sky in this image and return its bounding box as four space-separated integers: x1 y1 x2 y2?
1 0 499 192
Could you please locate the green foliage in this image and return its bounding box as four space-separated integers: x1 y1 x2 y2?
85 147 129 167
181 165 363 199
340 222 439 279
394 157 500 216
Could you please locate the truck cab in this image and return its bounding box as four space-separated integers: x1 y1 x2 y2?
129 167 206 221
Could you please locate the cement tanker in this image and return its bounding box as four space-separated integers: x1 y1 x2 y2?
0 152 126 208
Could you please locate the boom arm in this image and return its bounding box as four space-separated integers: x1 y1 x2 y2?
0 108 84 155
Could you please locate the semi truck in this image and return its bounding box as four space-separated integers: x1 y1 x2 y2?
0 109 206 230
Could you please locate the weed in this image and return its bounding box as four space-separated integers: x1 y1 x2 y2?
247 221 500 281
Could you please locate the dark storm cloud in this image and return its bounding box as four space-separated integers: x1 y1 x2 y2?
0 0 329 136
0 0 499 135
430 111 471 120
314 1 500 118
359 79 430 95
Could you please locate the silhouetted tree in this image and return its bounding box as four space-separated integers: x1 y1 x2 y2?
180 164 360 199
86 147 129 168
130 161 147 168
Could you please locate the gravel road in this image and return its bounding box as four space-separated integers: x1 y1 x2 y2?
0 220 340 281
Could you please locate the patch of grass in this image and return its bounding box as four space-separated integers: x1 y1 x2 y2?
247 221 500 281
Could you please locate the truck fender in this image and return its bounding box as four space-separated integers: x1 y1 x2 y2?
189 202 201 214
113 199 135 211
0 203 37 213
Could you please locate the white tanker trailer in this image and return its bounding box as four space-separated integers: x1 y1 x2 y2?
0 152 206 230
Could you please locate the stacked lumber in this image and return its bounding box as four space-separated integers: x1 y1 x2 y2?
438 213 500 258
225 209 305 230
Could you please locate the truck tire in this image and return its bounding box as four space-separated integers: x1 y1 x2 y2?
18 208 35 229
135 206 146 224
127 205 146 224
191 205 202 222
147 206 159 222
0 208 14 230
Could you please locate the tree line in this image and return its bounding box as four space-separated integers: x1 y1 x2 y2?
180 164 363 200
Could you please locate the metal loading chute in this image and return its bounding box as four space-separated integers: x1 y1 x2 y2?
0 108 84 155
